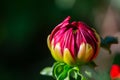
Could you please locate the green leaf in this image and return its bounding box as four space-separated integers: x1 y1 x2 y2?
40 67 52 76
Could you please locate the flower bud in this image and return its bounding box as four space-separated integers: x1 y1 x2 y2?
47 16 100 66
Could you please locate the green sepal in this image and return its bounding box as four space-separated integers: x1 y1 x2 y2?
57 65 71 80
52 62 66 78
52 62 71 80
52 62 88 80
40 62 98 80
70 67 87 80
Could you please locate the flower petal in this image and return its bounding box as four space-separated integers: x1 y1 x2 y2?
51 43 63 62
63 48 75 65
77 43 86 62
47 35 51 49
84 44 93 62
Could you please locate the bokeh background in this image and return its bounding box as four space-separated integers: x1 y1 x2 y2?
0 0 120 80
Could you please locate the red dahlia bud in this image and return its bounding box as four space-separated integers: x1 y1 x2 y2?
47 16 100 66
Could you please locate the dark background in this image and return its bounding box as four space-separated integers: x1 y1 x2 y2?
0 0 117 80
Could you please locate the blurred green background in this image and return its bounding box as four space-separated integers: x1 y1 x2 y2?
1 0 119 80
